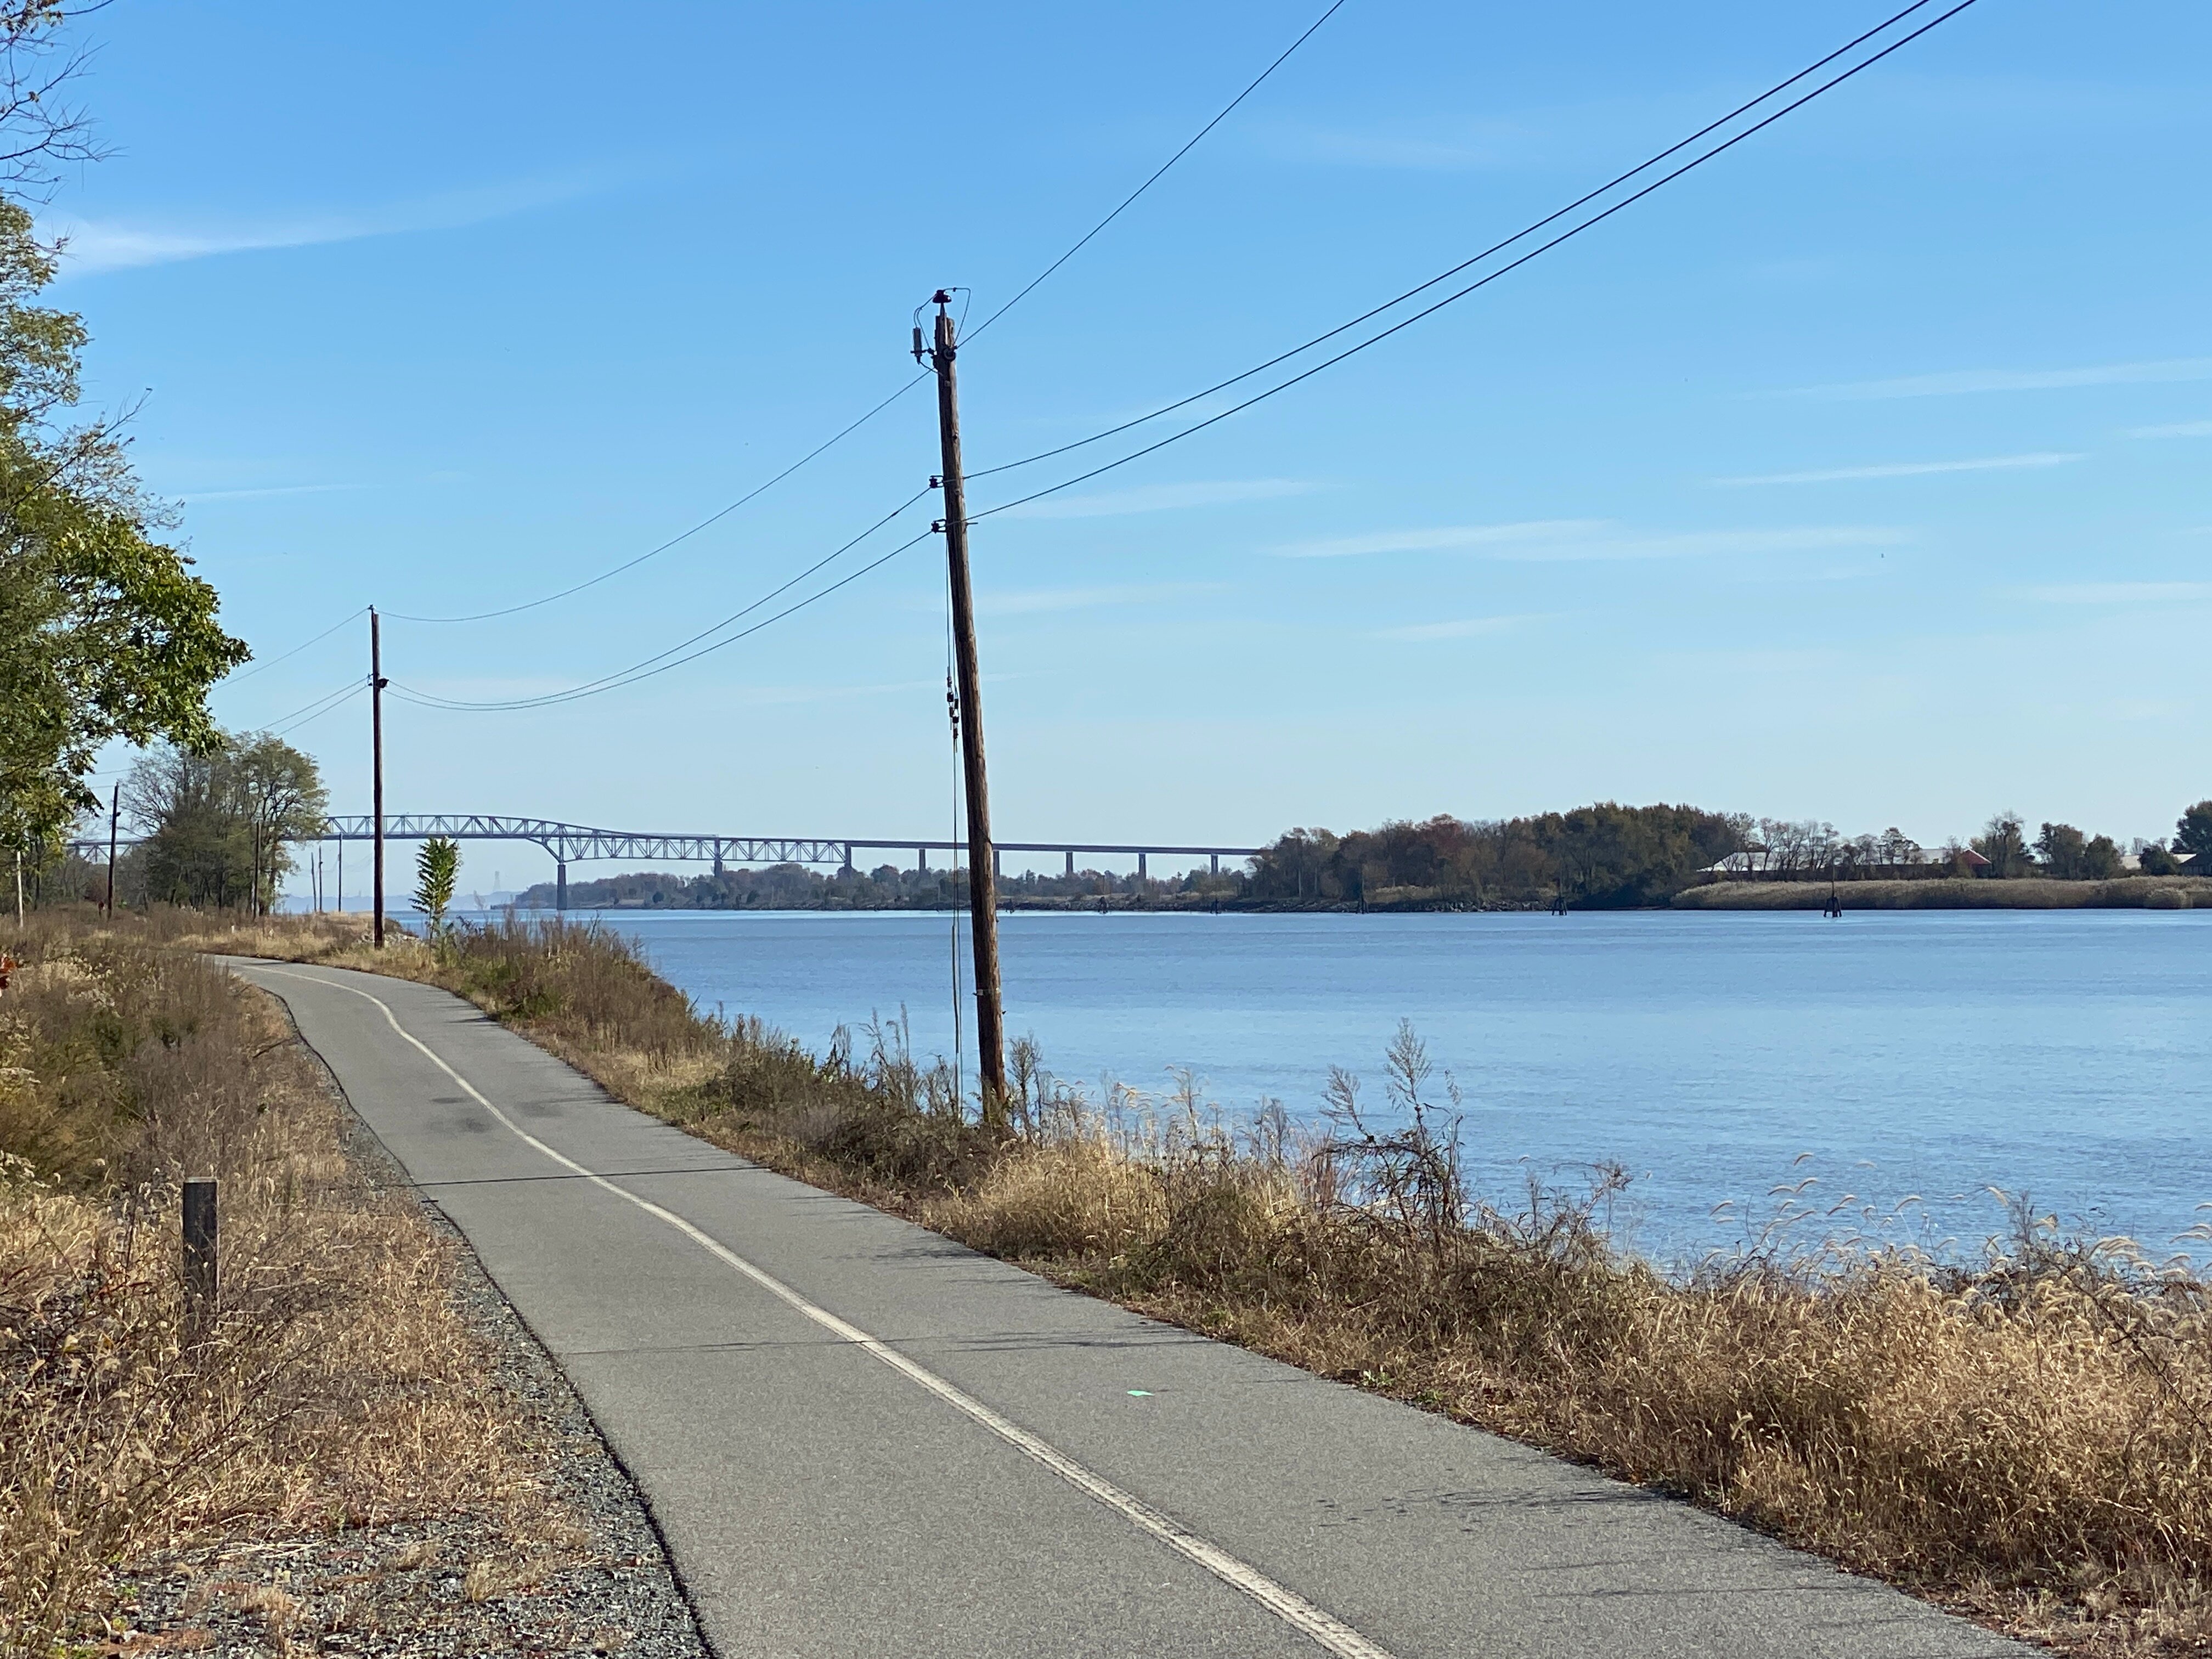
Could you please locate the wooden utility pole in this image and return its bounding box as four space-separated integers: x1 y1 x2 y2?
370 608 387 949
104 783 119 916
923 291 1007 1122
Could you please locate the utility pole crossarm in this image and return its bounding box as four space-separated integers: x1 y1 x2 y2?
929 292 1008 1123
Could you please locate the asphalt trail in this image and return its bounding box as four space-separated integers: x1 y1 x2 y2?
233 958 2026 1659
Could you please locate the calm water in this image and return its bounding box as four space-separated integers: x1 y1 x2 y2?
559 908 2210 1266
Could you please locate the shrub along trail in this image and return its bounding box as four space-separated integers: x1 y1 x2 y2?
176 914 2078 1658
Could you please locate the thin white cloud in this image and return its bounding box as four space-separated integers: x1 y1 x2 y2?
998 479 1314 520
2021 581 2212 605
1277 520 1604 558
2127 420 2212 439
1714 452 2081 486
1373 613 1550 641
47 174 599 275
978 582 1226 616
1780 357 2212 400
177 483 363 503
1536 527 1909 561
1278 520 1906 562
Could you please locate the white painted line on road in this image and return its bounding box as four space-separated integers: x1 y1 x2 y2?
256 966 1397 1659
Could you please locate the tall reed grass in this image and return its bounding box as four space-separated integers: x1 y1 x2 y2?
210 909 2212 1652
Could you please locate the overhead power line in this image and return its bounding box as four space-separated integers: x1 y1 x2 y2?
969 0 1980 523
968 0 1945 485
352 10 1352 711
365 0 1977 713
381 376 930 625
390 489 934 711
391 529 938 715
221 606 369 685
962 0 1348 344
377 1 1342 631
272 680 369 738
255 676 369 738
222 3 1334 679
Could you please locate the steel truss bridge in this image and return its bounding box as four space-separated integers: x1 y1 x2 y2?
80 814 1263 908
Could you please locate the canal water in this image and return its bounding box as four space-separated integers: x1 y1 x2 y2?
533 907 2210 1267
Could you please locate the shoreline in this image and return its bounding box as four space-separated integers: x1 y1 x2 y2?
1674 875 2211 911
141 908 2212 1654
478 874 2211 918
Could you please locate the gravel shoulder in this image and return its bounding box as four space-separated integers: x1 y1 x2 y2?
95 989 713 1659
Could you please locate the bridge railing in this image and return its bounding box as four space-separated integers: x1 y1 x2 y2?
71 814 1267 901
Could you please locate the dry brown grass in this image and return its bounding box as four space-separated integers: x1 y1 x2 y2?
0 912 576 1655
1675 876 2212 910
214 910 2212 1654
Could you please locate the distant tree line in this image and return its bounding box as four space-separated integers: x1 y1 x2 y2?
1247 804 1747 909
119 732 326 912
505 796 2212 917
11 730 326 913
518 857 1243 912
1967 804 2208 881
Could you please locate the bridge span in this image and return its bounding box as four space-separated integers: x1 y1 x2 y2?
82 814 1266 910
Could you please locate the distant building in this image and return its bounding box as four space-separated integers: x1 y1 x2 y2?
1699 845 1989 881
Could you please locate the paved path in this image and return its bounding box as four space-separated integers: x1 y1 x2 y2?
234 959 2027 1659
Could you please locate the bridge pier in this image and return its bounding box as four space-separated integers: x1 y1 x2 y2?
1065 849 1074 878
916 847 927 874
1211 853 1220 877
843 843 854 874
993 848 1002 879
556 861 567 911
1138 851 1148 881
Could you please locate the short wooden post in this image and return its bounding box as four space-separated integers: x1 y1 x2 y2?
183 1177 218 1324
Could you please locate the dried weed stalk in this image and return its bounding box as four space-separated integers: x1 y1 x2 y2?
207 909 2212 1655
0 916 562 1655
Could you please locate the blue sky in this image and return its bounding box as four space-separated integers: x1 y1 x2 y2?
60 1 2212 891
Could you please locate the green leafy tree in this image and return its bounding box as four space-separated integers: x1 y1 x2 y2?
2079 834 2123 881
414 837 459 936
2139 841 2182 877
0 12 246 860
125 732 326 912
0 213 247 857
1246 803 1746 909
2035 822 2089 879
1972 812 2032 878
2176 800 2212 862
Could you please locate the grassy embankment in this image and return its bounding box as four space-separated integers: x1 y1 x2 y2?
1677 876 2212 910
0 914 607 1656
191 908 2212 1655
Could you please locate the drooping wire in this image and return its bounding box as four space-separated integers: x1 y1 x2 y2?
210 2 1339 686
390 526 938 713
961 0 1350 345
383 377 931 625
969 0 1981 523
222 606 370 685
259 677 369 738
967 0 1944 484
388 490 934 711
272 681 369 738
372 0 1335 631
